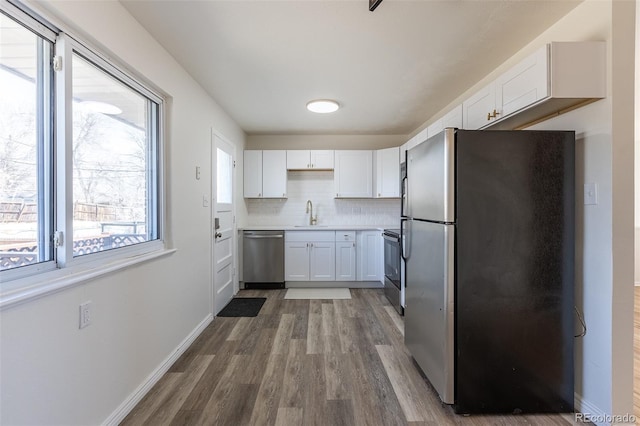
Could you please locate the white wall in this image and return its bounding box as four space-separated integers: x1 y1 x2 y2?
0 1 246 425
246 171 400 227
412 0 634 421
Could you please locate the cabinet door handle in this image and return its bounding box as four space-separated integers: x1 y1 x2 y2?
487 109 500 120
352 242 355 247
258 193 262 197
307 163 310 168
310 243 314 248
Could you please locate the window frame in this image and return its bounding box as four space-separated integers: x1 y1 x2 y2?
0 3 57 280
0 1 167 289
55 35 166 269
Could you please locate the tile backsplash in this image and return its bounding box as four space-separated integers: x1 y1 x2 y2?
245 171 400 226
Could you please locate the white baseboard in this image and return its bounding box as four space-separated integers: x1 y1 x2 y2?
575 392 611 426
285 281 383 289
103 314 214 426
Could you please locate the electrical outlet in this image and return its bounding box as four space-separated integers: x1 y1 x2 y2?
79 301 92 329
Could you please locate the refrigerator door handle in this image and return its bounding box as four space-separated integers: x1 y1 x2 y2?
401 219 410 264
401 175 408 217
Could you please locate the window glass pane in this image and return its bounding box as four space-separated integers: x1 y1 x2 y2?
72 53 158 257
0 12 53 271
216 148 232 204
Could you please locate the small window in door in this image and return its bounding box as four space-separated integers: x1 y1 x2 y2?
216 147 232 204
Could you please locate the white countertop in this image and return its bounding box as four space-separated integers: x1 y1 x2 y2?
240 225 398 231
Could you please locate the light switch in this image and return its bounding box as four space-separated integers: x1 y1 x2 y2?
584 183 598 205
203 195 209 207
196 166 201 180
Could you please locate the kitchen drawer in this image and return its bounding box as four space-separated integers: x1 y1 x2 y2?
335 231 356 242
285 230 335 242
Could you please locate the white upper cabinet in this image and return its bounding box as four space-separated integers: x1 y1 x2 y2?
427 119 442 138
428 104 463 136
413 127 429 148
442 104 463 129
243 150 287 198
400 138 411 164
334 150 373 198
262 150 287 198
463 82 497 130
286 150 310 169
310 150 334 169
243 150 263 198
496 45 548 118
401 130 427 163
463 41 605 130
286 150 334 170
374 147 400 198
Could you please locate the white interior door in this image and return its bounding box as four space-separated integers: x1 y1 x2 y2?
213 133 235 315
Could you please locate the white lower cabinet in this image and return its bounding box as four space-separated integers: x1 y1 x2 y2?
335 231 357 281
285 231 335 281
284 241 310 281
284 230 381 283
309 242 336 281
357 230 382 282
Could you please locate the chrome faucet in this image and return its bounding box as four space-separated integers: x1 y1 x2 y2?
306 200 317 225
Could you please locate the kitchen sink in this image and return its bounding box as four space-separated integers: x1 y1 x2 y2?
293 225 329 228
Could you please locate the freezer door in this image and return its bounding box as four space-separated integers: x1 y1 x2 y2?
406 128 455 222
404 219 455 404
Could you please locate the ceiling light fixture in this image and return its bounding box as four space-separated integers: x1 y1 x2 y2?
306 99 340 114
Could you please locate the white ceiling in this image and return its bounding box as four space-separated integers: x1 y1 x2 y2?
120 0 581 136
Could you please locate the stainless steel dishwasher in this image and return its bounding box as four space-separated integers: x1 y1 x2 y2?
242 230 285 288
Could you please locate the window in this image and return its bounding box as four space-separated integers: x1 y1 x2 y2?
0 2 164 282
70 52 159 258
216 148 232 204
0 10 54 273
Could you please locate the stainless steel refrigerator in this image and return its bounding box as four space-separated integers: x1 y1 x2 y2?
402 128 574 414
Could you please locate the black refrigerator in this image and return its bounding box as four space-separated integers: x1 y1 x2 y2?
402 128 574 414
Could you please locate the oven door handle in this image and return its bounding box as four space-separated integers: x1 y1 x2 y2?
382 234 400 243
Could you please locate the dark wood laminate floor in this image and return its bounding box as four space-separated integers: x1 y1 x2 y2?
122 289 579 426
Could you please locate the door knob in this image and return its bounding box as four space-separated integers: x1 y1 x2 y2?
215 232 222 238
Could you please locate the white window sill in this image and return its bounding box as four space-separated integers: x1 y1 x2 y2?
0 248 176 310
